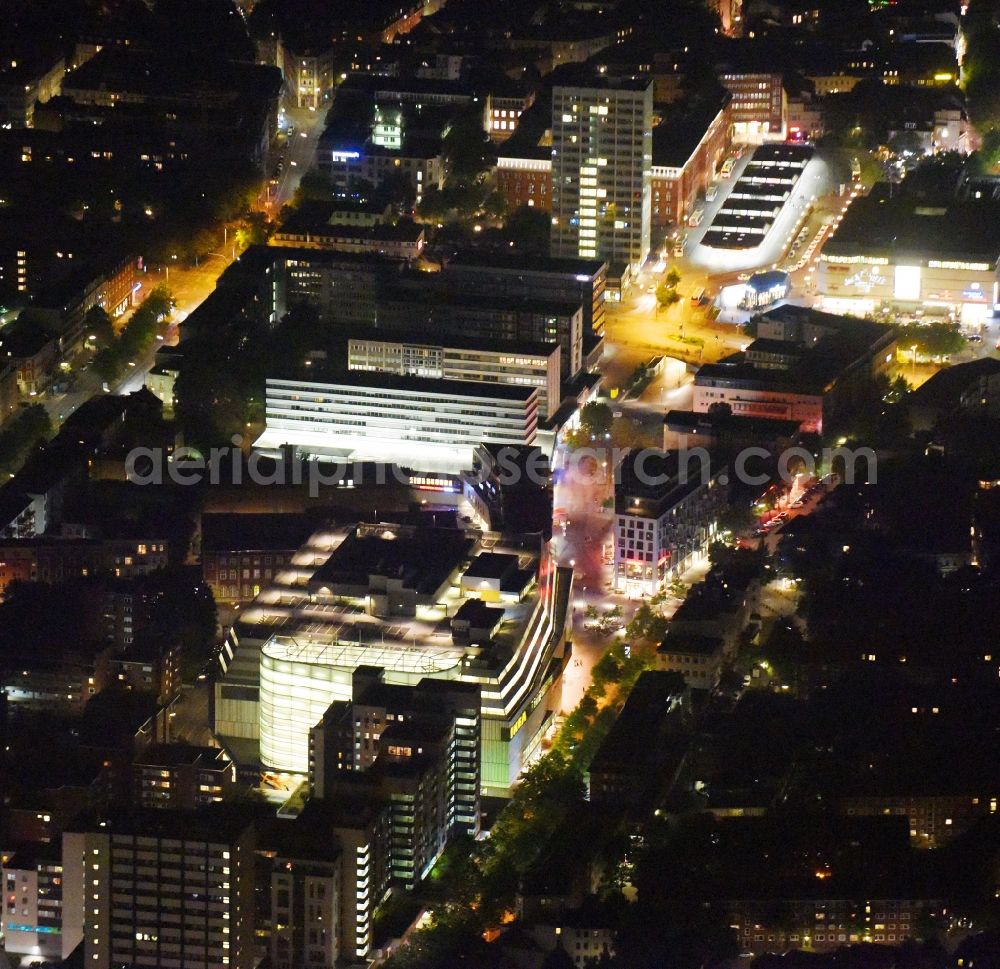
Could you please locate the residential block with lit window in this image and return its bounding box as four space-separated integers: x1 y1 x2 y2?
310 666 481 889
133 744 238 810
488 89 536 141
63 808 256 969
267 848 341 969
201 513 317 605
1 844 71 962
550 79 653 269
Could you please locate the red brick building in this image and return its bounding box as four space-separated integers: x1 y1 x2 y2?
651 95 732 228
718 71 785 142
495 152 552 212
201 513 317 604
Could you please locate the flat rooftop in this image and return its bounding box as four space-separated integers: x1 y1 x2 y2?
266 370 539 401
201 513 318 553
311 526 473 596
824 181 1000 263
446 251 607 278
346 325 559 359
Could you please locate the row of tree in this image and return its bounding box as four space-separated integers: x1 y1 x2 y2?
963 0 1000 169
0 403 52 476
92 286 173 385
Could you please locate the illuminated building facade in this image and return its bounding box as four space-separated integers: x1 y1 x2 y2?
1 844 68 961
718 72 786 143
550 80 653 269
819 182 1000 324
215 524 572 796
254 372 540 474
347 331 561 419
64 809 256 969
613 450 727 595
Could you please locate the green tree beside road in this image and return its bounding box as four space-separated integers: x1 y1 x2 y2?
656 282 681 310
0 404 53 475
92 286 173 385
898 321 966 360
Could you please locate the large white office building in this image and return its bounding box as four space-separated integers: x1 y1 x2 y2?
550 79 654 269
347 331 561 419
254 372 540 473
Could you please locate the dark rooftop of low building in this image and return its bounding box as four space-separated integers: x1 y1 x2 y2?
658 631 725 656
907 358 1000 410
589 670 688 770
201 513 318 553
464 551 521 580
446 250 607 278
652 87 730 169
0 316 55 358
70 804 255 843
311 526 473 596
347 325 559 360
616 448 721 515
664 409 801 442
273 368 539 401
824 181 1000 263
451 597 504 627
134 743 232 770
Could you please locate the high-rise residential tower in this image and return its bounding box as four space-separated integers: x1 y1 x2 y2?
550 79 654 269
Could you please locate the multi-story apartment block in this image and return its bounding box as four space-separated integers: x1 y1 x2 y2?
551 80 653 269
728 895 943 955
0 536 169 597
311 670 480 890
612 448 727 594
347 330 561 419
310 666 481 827
297 798 393 961
1 844 70 962
63 808 256 969
2 643 115 711
488 89 536 141
133 744 238 810
496 153 553 211
0 48 65 127
268 849 341 969
839 790 1000 849
255 372 540 474
271 249 396 328
280 44 334 110
111 639 182 704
